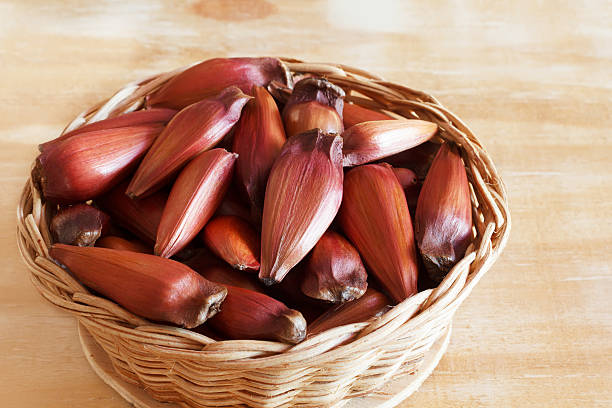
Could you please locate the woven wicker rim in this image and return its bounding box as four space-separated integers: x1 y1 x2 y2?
16 57 511 408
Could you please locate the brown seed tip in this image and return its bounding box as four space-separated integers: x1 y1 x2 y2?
287 77 345 113
197 287 228 323
260 277 279 286
277 310 307 344
50 204 110 247
282 78 345 137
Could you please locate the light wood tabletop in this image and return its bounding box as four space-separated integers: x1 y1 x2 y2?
2 1 611 407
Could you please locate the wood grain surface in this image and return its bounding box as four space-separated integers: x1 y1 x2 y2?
2 1 611 407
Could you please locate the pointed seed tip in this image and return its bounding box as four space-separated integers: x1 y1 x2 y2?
260 277 278 286
279 310 307 343
153 245 165 258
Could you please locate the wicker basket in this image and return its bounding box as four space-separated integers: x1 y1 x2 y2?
16 58 510 408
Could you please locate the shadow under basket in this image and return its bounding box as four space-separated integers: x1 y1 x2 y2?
16 58 510 408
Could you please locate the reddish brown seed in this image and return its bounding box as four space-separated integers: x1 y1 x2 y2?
95 181 167 245
415 143 473 283
207 284 306 344
146 57 292 109
50 244 227 328
39 108 176 152
127 87 250 198
392 167 417 191
259 130 344 285
342 103 392 129
33 124 163 204
300 231 368 303
155 149 237 258
50 204 110 247
232 85 287 218
284 103 344 139
186 250 264 293
282 78 345 137
339 163 419 303
392 167 420 215
308 288 391 335
342 120 438 167
201 215 261 271
96 236 151 254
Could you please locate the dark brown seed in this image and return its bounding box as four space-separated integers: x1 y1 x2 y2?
50 204 110 247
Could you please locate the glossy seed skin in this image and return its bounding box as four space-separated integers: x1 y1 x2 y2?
232 85 286 218
50 204 110 247
339 163 419 303
415 143 473 283
50 244 227 328
201 215 261 271
342 103 392 129
146 57 292 109
259 130 344 285
127 87 250 198
39 108 176 152
95 181 167 245
342 120 438 167
300 231 368 303
33 124 163 204
155 149 237 258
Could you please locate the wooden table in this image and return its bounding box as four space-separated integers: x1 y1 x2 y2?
2 1 611 407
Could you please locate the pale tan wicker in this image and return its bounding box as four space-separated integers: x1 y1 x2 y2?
16 57 510 408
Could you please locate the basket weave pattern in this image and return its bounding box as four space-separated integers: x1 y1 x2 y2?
16 58 510 408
